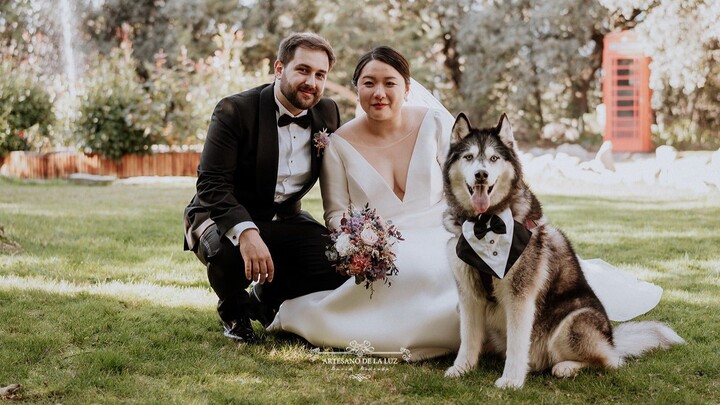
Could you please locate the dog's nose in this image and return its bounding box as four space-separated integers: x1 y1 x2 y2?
475 170 488 181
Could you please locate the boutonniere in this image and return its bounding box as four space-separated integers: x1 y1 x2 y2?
313 128 330 157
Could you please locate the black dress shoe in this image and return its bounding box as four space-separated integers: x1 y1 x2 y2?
222 318 255 343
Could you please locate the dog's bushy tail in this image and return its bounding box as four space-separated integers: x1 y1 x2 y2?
613 321 685 359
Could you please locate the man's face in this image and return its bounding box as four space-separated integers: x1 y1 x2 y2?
275 47 330 114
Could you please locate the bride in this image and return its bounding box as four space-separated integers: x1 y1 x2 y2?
268 46 662 359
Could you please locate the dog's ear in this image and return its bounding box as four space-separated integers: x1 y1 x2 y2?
497 113 515 148
451 113 472 143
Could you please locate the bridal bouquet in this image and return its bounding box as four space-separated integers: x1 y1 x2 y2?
326 204 403 294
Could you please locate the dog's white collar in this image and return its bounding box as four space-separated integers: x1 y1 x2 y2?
461 208 514 278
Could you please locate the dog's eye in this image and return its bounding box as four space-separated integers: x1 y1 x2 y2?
463 154 474 161
489 155 500 162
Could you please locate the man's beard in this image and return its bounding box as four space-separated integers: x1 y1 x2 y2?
280 77 321 111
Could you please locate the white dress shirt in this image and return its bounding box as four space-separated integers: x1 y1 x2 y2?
461 208 515 278
224 88 313 246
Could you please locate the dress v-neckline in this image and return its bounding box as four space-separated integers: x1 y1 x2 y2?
335 110 432 204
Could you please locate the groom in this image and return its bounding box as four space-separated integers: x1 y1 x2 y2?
183 32 348 343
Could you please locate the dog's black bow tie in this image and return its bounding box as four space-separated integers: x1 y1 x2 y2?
278 114 311 129
473 214 507 239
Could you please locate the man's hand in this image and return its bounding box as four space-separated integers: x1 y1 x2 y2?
238 229 274 284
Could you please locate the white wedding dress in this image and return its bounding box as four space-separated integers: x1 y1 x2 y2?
268 107 662 360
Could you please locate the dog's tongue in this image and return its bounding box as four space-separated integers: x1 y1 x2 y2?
471 185 490 213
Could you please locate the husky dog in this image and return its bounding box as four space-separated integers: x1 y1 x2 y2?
442 113 684 389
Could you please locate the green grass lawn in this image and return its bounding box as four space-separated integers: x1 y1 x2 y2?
1 177 718 404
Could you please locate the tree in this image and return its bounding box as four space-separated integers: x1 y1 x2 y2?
455 0 614 140
81 0 250 64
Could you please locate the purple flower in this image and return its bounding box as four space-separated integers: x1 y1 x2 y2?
313 128 330 157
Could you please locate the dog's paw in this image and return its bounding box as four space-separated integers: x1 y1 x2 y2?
444 364 469 378
495 376 524 389
551 361 584 378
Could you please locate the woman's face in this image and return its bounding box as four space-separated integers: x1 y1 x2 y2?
356 60 409 122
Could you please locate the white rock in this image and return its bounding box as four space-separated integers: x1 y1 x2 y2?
579 159 608 174
656 145 678 165
706 148 720 189
710 148 720 169
595 140 616 171
554 153 582 178
655 145 678 184
556 143 592 161
555 152 581 166
667 155 713 193
525 147 554 157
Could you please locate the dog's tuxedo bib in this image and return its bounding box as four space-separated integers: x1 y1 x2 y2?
456 208 533 299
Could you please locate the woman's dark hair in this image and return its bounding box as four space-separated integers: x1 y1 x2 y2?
351 46 410 87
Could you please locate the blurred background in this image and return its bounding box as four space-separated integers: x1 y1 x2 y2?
1 0 718 163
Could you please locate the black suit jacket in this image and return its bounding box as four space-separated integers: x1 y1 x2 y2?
183 83 341 250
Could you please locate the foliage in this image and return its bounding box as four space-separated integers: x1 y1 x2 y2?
318 1 459 99
0 59 53 157
3 0 720 150
0 179 718 402
0 0 42 56
81 0 250 64
653 117 720 151
456 0 608 141
143 25 271 146
0 0 84 82
75 37 162 160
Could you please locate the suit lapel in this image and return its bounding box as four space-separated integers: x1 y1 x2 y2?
256 84 279 207
308 109 325 179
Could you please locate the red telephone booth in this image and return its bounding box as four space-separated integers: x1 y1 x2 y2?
602 31 653 152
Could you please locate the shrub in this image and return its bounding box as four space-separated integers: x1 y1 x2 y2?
75 41 163 160
653 117 720 151
144 25 270 146
0 60 54 157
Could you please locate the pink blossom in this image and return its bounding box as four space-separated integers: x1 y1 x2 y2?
360 227 379 245
349 254 371 274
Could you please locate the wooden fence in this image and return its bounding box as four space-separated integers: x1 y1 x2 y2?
0 151 200 179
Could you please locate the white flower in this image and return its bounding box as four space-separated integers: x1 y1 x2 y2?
360 227 379 245
335 233 352 257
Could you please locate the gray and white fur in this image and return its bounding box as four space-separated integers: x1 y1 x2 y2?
442 113 684 389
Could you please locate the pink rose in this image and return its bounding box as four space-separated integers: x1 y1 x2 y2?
360 227 379 245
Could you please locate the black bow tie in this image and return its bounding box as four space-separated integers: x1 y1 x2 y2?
278 114 311 129
473 214 507 240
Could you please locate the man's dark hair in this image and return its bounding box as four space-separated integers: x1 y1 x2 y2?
278 32 336 70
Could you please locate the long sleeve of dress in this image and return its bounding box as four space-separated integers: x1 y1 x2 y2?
319 138 349 230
